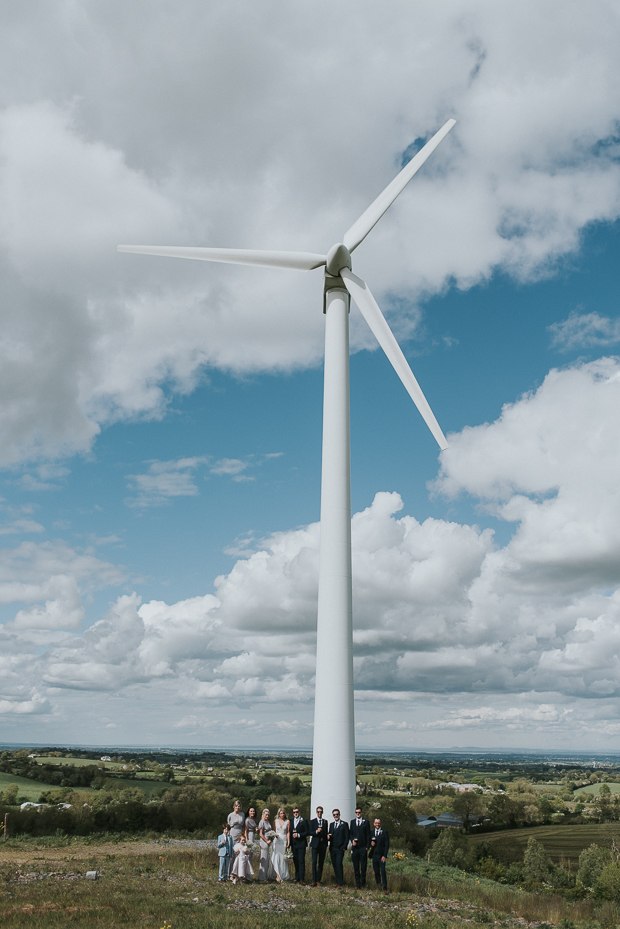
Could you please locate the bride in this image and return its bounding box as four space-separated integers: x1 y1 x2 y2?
267 807 290 882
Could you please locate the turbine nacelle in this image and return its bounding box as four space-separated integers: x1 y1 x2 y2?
325 243 352 277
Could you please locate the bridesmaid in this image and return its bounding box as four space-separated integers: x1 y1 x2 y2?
227 800 245 875
245 806 258 873
257 808 272 882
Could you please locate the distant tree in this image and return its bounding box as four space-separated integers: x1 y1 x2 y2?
487 793 524 827
537 797 553 822
453 792 486 832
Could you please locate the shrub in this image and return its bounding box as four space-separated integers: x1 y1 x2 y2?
578 844 610 889
594 862 620 901
429 829 470 869
523 837 552 883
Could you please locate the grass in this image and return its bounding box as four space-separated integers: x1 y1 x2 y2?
0 771 171 804
1 839 619 928
574 783 620 797
105 777 171 797
0 773 64 803
468 823 620 865
33 757 123 769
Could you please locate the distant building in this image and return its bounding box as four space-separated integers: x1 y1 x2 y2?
417 812 465 830
100 755 112 762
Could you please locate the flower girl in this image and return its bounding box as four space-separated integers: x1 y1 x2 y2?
231 836 254 883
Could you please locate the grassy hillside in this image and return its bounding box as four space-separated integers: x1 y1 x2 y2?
1 839 619 929
574 782 620 796
0 772 62 802
34 756 123 770
468 823 620 865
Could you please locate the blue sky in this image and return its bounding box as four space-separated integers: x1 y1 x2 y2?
7 220 618 613
1 1 620 750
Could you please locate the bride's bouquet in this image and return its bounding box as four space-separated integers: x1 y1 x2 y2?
265 830 276 841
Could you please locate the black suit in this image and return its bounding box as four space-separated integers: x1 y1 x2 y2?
290 816 309 882
309 817 329 883
349 817 371 887
369 827 389 890
328 819 350 886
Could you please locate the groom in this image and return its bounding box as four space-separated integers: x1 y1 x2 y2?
328 808 350 888
290 805 309 883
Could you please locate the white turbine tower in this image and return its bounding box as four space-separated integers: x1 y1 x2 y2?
119 118 455 821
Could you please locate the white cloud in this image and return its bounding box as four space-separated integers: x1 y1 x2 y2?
0 518 44 536
549 311 620 351
0 3 620 464
126 452 281 505
125 457 209 507
0 693 51 716
0 354 614 745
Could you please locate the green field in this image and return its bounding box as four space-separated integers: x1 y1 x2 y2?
0 771 171 803
0 772 55 802
574 782 620 796
106 777 171 798
34 756 124 770
469 823 620 865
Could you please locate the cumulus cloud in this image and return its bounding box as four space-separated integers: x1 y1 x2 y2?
549 311 620 351
0 693 51 716
0 354 616 745
0 2 620 465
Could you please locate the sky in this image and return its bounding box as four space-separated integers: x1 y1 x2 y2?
1 0 620 752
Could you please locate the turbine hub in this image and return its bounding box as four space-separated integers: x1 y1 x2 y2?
325 243 352 277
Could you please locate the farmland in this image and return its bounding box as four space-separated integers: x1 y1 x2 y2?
468 822 620 866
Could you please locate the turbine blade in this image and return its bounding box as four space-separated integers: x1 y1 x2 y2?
118 245 326 271
340 269 447 450
343 118 456 253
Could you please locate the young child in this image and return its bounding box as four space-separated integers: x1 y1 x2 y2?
231 835 254 883
217 824 233 881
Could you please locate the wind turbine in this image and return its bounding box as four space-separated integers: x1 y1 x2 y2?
119 117 455 820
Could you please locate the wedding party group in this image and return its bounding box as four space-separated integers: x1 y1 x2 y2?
217 800 390 892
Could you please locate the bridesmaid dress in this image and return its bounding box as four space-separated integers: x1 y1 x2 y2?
258 819 272 882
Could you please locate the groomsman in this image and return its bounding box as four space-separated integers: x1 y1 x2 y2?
328 808 350 888
369 817 390 893
349 805 371 889
290 805 309 883
309 805 329 885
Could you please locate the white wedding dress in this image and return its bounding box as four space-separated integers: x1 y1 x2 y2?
267 818 290 881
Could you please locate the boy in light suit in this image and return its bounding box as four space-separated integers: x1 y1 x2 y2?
217 824 233 881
